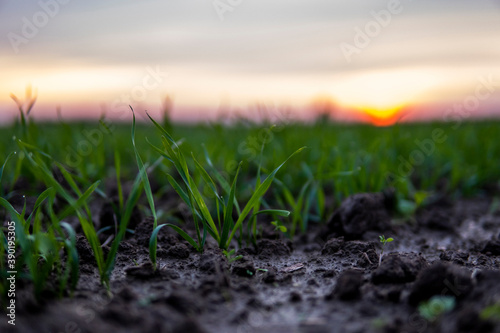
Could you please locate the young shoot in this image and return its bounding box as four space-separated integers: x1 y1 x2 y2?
418 296 455 322
271 221 287 234
480 302 500 321
378 235 394 266
223 249 243 263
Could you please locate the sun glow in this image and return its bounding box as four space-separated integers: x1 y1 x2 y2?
331 68 447 125
359 105 406 126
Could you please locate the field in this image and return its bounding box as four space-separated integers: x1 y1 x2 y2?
1 109 500 333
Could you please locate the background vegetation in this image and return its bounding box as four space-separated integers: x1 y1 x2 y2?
1 108 499 303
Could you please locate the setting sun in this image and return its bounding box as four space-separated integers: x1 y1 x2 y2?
358 105 406 126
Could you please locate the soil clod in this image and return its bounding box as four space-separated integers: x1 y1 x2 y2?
327 269 364 301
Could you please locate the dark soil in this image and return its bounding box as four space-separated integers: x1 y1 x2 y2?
2 193 500 333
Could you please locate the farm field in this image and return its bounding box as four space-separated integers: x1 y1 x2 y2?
1 112 500 333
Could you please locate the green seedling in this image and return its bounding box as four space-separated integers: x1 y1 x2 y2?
223 249 243 263
130 107 159 268
396 190 430 219
378 235 394 265
371 317 387 330
12 118 149 292
246 141 265 248
274 162 325 238
480 303 500 321
271 221 287 233
0 188 79 300
418 296 455 322
144 110 304 255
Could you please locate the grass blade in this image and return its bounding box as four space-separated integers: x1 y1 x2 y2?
146 137 174 163
151 223 200 252
26 187 55 226
131 107 157 224
131 107 159 267
226 147 305 248
60 222 79 294
104 171 143 278
253 209 290 217
146 110 176 144
0 151 16 188
220 162 242 247
192 153 220 202
57 181 101 220
166 174 191 206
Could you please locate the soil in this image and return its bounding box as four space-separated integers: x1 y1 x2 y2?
2 192 500 333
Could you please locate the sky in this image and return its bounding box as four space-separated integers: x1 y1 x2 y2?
1 0 500 125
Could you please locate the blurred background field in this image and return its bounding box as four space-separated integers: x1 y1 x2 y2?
2 115 499 222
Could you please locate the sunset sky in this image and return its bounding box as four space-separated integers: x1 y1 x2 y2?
1 0 500 124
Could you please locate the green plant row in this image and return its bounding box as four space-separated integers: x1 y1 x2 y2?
1 94 500 302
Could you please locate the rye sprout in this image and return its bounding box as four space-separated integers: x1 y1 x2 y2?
142 111 304 258
223 249 243 263
12 123 144 291
0 186 79 300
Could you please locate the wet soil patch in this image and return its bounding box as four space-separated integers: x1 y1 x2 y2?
2 194 500 333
